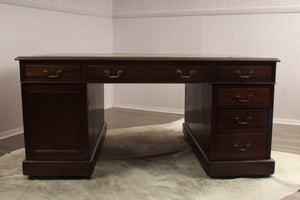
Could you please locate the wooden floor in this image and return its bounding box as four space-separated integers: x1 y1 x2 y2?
0 107 299 199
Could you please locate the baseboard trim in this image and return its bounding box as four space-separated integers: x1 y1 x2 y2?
113 6 300 18
273 118 300 126
1 1 111 18
0 127 23 140
112 104 184 115
104 104 113 109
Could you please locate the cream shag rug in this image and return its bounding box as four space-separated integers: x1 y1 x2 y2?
1 119 300 200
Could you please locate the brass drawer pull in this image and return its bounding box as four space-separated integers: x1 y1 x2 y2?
43 69 62 79
234 94 253 103
235 116 252 125
235 69 254 79
176 69 195 79
104 70 124 79
233 142 251 151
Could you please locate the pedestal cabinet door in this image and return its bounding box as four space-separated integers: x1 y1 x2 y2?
22 84 89 161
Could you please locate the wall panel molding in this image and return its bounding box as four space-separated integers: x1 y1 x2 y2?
113 0 300 18
0 3 113 135
113 6 300 18
113 13 300 122
0 0 112 18
3 0 300 18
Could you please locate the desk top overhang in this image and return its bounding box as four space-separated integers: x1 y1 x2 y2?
16 54 279 84
15 54 280 62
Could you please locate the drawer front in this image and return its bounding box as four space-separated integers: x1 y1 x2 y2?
87 64 148 83
215 64 275 82
87 62 212 83
216 109 268 129
23 65 84 82
216 86 271 106
214 133 268 160
148 63 212 82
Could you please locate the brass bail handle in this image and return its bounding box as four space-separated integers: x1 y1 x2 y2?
43 69 62 78
235 69 254 79
235 94 253 103
233 142 251 151
235 116 252 125
104 70 124 79
176 69 196 79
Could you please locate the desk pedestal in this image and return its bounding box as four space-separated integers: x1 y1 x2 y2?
21 83 106 177
184 83 275 177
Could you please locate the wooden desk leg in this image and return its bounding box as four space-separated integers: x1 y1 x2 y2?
21 83 106 177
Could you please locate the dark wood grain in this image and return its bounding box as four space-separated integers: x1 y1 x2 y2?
184 82 275 176
215 62 276 82
214 133 268 160
185 83 213 158
15 54 280 62
23 124 106 177
21 83 106 177
21 84 89 161
87 83 105 154
17 56 278 177
22 64 85 83
216 109 269 129
87 61 212 83
183 123 274 177
215 85 271 106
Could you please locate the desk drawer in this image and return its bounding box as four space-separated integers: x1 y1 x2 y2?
87 62 212 83
214 133 268 160
87 64 148 82
23 65 84 82
215 64 275 82
216 86 272 106
148 63 211 82
216 109 268 129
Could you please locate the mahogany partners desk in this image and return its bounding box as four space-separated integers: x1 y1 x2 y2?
16 54 279 178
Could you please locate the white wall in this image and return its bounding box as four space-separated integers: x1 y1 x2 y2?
113 0 300 17
1 0 300 140
113 4 300 124
0 3 113 138
0 0 112 17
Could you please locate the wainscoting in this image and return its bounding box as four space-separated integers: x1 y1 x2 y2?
113 13 300 125
0 3 113 136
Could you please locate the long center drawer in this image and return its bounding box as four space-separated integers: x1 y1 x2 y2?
86 61 212 83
